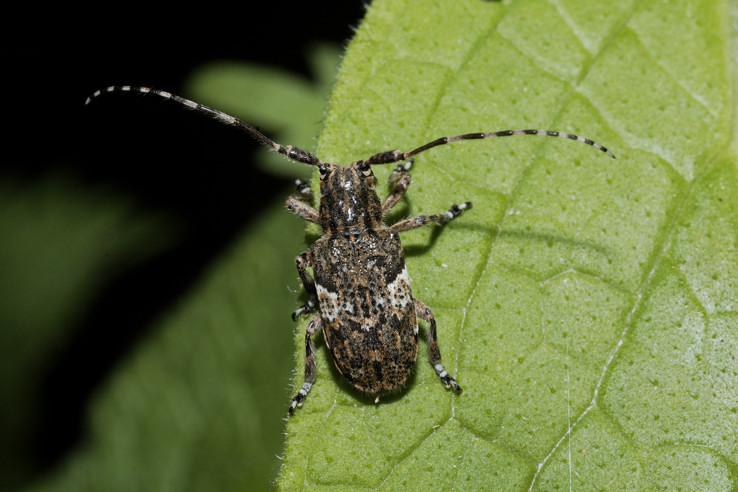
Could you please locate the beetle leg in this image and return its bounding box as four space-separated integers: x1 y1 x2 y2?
382 159 414 214
289 313 322 414
391 202 471 232
414 299 461 392
291 251 317 320
286 184 319 225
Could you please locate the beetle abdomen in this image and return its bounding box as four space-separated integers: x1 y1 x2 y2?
325 309 418 394
313 229 418 394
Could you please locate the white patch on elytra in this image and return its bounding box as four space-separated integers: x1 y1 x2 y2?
386 266 410 310
316 284 339 323
374 296 387 310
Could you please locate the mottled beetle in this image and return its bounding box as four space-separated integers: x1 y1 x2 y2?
86 86 614 414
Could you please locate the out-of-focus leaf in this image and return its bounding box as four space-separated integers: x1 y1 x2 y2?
0 172 176 489
185 44 341 178
28 198 304 492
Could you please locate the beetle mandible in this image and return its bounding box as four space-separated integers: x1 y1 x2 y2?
86 86 614 414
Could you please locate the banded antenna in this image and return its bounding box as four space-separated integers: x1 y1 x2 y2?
86 85 615 166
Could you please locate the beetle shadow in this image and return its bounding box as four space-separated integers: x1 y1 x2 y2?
397 207 616 263
382 197 472 257
304 230 322 245
400 219 487 257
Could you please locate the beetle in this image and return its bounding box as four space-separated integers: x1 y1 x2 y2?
86 85 614 414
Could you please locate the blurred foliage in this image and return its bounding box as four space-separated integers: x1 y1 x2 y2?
4 44 340 492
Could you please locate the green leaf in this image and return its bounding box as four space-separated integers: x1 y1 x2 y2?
279 0 738 490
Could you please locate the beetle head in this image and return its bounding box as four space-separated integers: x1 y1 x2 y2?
317 162 383 234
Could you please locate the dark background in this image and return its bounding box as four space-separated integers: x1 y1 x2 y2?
3 3 366 489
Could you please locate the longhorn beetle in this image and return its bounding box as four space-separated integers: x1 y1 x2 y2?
86 85 615 414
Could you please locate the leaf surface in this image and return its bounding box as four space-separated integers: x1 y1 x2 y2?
279 0 738 489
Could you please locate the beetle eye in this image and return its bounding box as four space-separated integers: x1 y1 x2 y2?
318 164 330 180
357 162 372 177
